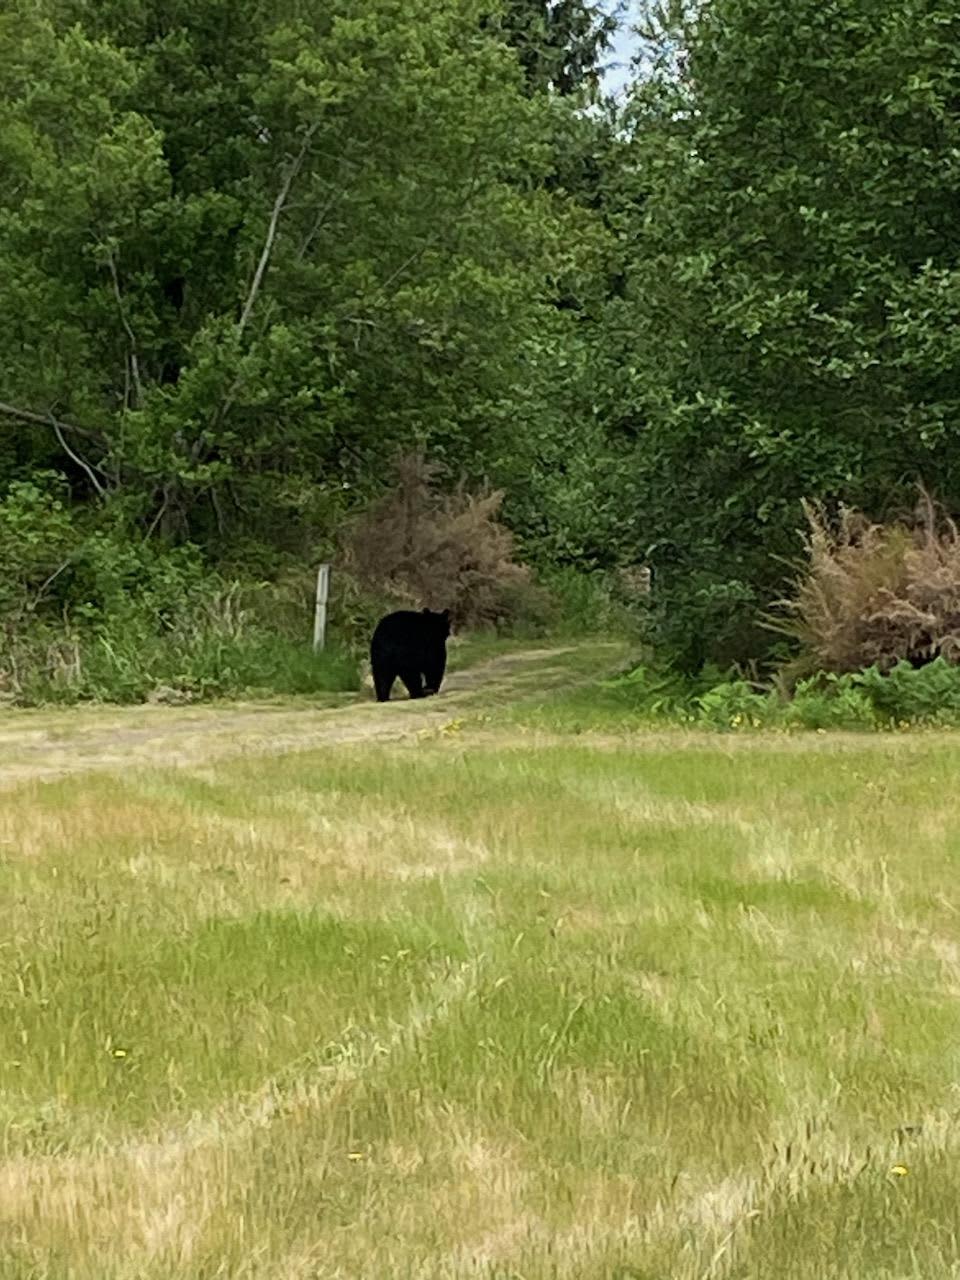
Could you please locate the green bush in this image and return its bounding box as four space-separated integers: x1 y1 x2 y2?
0 530 361 706
600 664 691 718
535 566 624 637
644 571 766 674
0 474 82 623
853 657 960 726
695 680 770 731
599 662 730 721
780 674 878 731
599 657 960 732
0 481 363 705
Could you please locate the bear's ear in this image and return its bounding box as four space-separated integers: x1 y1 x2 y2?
440 608 451 620
422 607 431 614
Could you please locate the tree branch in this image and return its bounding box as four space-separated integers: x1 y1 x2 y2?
143 492 169 542
0 400 103 442
103 245 145 408
238 123 318 339
205 126 319 440
296 185 344 262
32 557 74 610
50 417 108 497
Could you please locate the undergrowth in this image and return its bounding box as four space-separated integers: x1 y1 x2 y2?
2 623 360 707
582 656 960 732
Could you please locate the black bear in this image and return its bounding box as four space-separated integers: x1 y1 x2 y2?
370 608 451 703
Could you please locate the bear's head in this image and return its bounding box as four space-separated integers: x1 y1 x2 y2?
422 607 451 638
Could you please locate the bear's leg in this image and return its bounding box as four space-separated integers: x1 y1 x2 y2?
398 666 426 699
373 665 397 702
423 651 446 695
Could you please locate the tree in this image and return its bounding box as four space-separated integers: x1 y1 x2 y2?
0 0 589 564
497 0 619 99
615 0 960 667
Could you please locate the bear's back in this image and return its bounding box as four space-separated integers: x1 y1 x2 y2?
371 610 424 646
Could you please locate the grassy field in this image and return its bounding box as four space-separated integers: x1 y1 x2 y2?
2 644 960 1278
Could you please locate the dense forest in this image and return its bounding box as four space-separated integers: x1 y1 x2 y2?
2 0 960 701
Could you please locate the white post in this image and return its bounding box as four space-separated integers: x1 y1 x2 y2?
313 564 330 652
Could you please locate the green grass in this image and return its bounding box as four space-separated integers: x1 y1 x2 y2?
444 630 568 673
2 653 960 1277
10 626 361 706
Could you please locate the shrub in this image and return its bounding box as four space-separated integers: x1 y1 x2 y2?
0 536 361 706
0 474 80 625
779 491 960 674
597 656 960 732
0 475 362 705
645 570 765 674
853 657 960 726
600 663 882 731
600 663 695 718
600 662 732 720
781 674 878 731
536 565 631 636
338 450 548 631
695 679 770 731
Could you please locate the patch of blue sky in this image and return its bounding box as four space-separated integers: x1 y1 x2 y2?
599 0 640 97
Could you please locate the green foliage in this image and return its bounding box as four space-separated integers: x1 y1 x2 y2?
0 0 604 552
13 0 960 687
644 572 764 674
595 657 960 732
613 0 960 667
529 565 626 636
854 658 960 727
599 662 708 718
6 618 359 706
779 675 878 732
0 0 626 700
695 680 770 731
0 499 360 704
0 474 78 621
496 0 619 98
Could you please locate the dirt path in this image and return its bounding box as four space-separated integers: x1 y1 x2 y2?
0 642 626 790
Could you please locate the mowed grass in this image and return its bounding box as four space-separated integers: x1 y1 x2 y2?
2 700 960 1275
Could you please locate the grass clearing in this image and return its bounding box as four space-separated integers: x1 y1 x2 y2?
2 645 959 1276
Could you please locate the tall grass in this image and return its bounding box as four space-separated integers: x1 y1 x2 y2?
1 587 360 706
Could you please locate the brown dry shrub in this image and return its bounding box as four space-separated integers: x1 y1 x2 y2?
779 490 960 673
337 451 547 631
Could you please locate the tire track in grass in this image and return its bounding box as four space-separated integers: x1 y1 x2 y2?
0 887 496 1266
